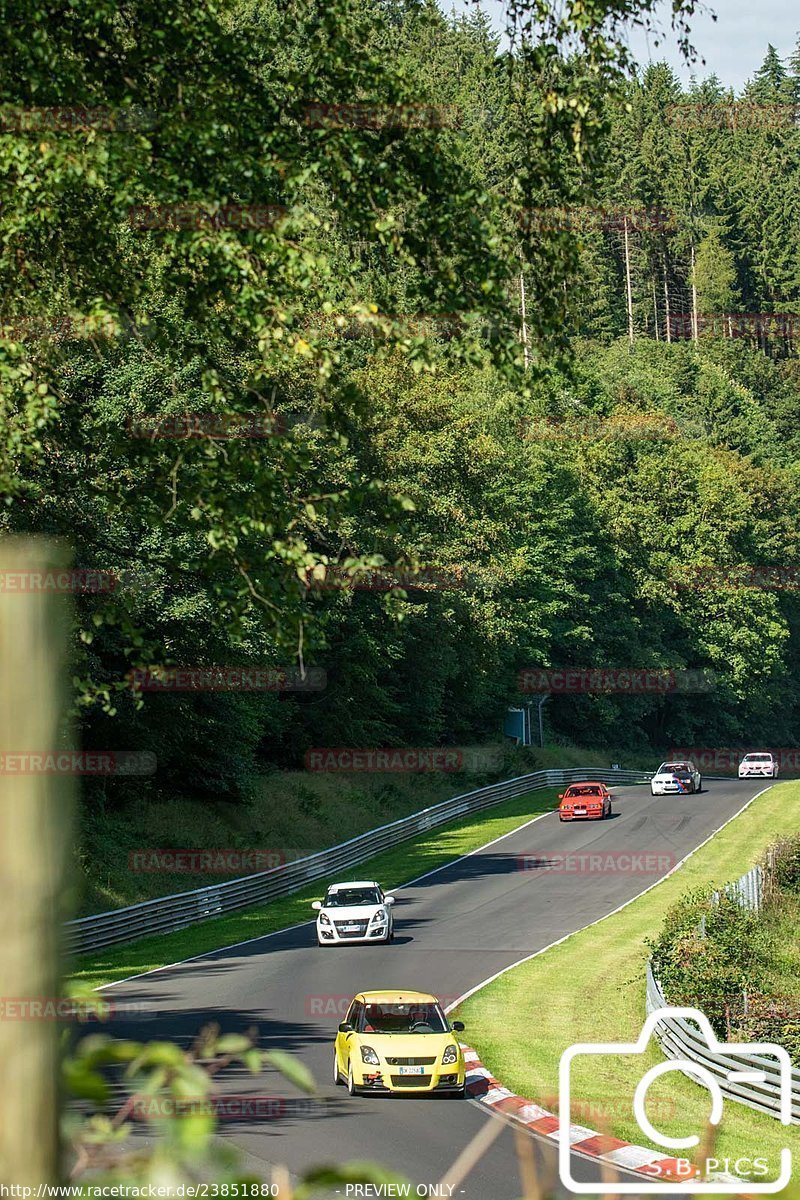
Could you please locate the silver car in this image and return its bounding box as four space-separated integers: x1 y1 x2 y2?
312 880 395 946
738 752 779 780
650 760 702 795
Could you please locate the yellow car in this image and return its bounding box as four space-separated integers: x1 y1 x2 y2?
333 989 467 1097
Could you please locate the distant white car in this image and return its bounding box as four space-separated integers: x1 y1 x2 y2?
312 880 395 946
738 752 779 780
650 760 702 796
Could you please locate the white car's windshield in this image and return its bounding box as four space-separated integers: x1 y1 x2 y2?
359 1003 448 1034
743 754 772 762
324 888 381 907
659 762 690 774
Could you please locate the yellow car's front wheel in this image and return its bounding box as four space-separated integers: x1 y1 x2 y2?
347 1061 360 1096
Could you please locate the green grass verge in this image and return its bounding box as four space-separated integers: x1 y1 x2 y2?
457 782 800 1191
761 891 800 1003
79 743 654 913
71 785 563 991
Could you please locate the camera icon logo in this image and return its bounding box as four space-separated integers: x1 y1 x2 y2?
559 1007 793 1193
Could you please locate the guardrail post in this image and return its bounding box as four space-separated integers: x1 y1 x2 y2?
66 767 649 953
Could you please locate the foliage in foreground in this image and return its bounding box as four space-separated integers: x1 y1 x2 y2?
647 836 800 1058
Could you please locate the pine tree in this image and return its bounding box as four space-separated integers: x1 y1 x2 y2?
693 227 739 317
786 35 800 104
747 45 788 101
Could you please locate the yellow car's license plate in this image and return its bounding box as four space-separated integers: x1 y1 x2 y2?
398 1066 425 1075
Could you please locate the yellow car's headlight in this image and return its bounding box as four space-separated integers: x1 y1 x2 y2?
441 1044 458 1065
361 1045 380 1066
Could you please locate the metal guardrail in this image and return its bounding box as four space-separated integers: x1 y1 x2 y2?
646 966 800 1123
68 765 650 956
647 864 799 1122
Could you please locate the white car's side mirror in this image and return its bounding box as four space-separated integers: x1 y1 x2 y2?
311 900 322 911
384 895 396 905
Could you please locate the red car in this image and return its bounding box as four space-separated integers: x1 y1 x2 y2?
558 782 612 821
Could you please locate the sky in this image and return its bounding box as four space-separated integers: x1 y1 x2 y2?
626 1 798 92
446 1 799 93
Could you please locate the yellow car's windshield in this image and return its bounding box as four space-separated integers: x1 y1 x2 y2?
360 1003 448 1034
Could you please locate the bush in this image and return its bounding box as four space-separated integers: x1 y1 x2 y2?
646 887 774 1035
766 836 800 894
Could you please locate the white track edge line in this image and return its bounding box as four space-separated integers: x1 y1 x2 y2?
444 784 773 1012
94 787 565 990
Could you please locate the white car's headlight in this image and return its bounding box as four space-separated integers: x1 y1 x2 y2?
361 1045 380 1066
318 912 331 925
441 1044 458 1065
370 909 387 924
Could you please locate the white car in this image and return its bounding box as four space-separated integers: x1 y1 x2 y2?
738 752 779 780
312 880 395 946
650 760 702 795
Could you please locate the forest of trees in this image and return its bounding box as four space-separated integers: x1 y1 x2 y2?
3 0 800 816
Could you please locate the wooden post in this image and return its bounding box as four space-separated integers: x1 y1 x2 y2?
663 258 672 343
691 243 699 344
519 264 530 370
652 276 660 341
0 538 75 1187
623 216 634 344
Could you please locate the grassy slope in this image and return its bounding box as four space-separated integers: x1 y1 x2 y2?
72 784 564 990
456 782 799 1187
761 892 800 1002
79 742 653 913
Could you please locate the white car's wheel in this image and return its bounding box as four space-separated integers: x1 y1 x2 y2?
650 787 656 796
347 1062 359 1096
333 1051 343 1085
697 777 702 793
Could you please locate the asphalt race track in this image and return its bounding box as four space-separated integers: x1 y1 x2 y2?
103 779 770 1198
